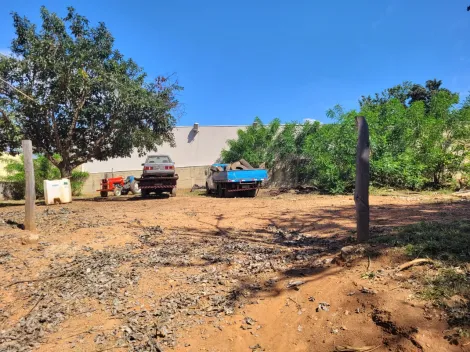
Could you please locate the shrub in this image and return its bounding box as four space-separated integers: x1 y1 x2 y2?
1 154 89 199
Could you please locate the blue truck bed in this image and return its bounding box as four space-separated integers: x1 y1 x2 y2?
212 168 268 183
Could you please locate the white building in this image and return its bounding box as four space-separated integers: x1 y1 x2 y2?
81 124 245 194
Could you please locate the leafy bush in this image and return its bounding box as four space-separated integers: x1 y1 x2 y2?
1 154 89 199
221 80 470 193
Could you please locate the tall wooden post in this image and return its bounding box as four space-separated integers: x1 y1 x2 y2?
22 140 36 232
355 116 370 242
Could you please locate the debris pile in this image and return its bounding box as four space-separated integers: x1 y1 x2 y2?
0 248 137 352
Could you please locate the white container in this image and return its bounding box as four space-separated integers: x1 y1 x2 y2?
44 178 72 205
60 179 72 203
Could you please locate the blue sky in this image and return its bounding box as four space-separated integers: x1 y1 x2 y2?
0 0 469 125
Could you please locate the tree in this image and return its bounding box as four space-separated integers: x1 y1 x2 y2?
0 7 182 177
221 117 281 167
359 79 457 112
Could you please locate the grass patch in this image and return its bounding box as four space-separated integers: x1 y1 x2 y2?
373 221 470 339
372 221 470 265
420 268 469 302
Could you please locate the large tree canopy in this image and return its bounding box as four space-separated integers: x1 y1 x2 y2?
0 6 182 177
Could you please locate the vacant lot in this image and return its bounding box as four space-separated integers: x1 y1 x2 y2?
0 191 469 352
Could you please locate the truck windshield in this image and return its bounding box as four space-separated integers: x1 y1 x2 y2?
147 156 171 164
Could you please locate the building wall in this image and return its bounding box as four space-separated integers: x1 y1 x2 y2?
82 125 244 173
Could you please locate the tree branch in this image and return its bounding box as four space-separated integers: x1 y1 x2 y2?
66 91 87 146
0 107 12 123
49 110 63 152
45 153 59 167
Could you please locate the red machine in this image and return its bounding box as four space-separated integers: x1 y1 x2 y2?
97 176 125 197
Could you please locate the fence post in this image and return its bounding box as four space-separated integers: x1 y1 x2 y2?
355 116 370 242
22 140 36 232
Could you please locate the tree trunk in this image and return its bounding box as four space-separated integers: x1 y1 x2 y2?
58 164 73 179
355 116 370 243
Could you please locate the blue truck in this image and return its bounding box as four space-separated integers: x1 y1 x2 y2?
205 163 268 197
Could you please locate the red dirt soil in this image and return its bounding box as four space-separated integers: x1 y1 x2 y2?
0 191 469 352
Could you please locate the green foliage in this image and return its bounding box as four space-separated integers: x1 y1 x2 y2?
0 6 182 177
1 154 89 199
222 79 470 193
70 171 89 196
221 117 281 168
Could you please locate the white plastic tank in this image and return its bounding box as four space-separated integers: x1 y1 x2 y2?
44 179 72 205
60 179 72 203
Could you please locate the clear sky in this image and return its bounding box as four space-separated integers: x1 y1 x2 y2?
0 0 469 125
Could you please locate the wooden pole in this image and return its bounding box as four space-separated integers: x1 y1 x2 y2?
355 116 370 242
22 140 36 232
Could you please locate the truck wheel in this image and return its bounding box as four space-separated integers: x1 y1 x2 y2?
130 180 140 194
100 191 108 198
217 184 223 198
245 189 257 198
223 188 233 198
170 188 177 197
141 189 149 198
206 183 211 195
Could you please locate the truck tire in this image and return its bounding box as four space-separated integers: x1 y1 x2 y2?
245 189 257 198
141 189 149 198
223 187 233 198
100 191 108 198
130 180 140 195
170 188 176 197
206 183 211 195
217 184 223 198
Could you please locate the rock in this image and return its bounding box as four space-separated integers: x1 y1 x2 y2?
21 232 39 245
287 280 305 290
244 317 256 325
331 328 339 334
340 244 369 262
313 257 335 267
316 302 330 312
308 296 315 302
297 325 303 332
360 287 377 294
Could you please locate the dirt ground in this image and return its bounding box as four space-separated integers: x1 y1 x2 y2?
0 190 469 352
